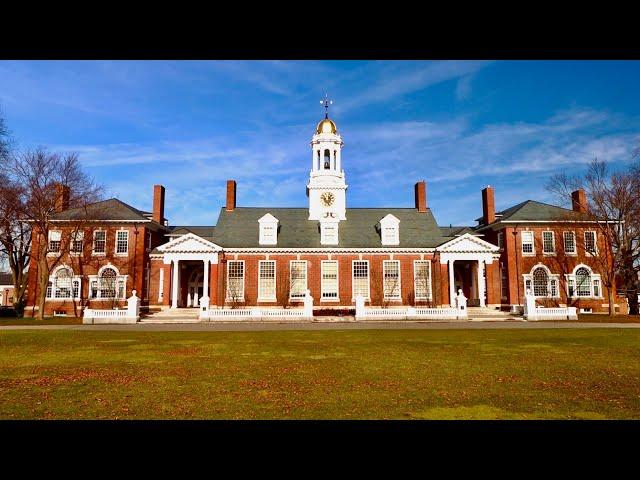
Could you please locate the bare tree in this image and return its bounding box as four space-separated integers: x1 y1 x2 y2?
10 149 102 320
546 159 640 315
276 267 290 309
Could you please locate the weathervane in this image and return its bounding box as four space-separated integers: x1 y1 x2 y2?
320 94 333 119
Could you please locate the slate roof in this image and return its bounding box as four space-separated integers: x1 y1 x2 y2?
51 198 153 222
209 207 446 248
0 272 13 286
167 226 216 240
475 200 589 231
439 226 475 237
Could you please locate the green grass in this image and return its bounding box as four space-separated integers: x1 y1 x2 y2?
1 328 639 419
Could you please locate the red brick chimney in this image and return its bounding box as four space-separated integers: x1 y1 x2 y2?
571 189 588 213
414 181 427 212
152 185 165 224
482 185 496 225
226 180 237 211
55 184 70 213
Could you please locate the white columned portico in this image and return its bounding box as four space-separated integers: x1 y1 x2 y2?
171 258 179 309
477 260 486 307
448 259 455 306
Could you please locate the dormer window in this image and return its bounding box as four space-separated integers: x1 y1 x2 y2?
379 214 400 246
258 213 279 245
320 221 339 245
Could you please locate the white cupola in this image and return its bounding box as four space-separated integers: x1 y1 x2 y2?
308 95 348 221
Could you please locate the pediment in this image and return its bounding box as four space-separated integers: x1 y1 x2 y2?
157 233 222 253
258 213 279 224
436 233 499 253
379 213 400 225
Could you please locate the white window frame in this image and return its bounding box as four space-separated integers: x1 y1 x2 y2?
565 264 602 299
563 231 577 255
383 260 401 301
92 230 106 255
320 222 339 245
521 231 534 256
115 230 129 256
379 214 400 246
523 264 560 298
88 265 128 300
70 230 84 256
542 231 555 255
48 230 62 256
258 260 276 301
352 260 370 300
289 260 308 301
321 260 339 301
413 260 432 301
584 231 598 256
46 265 81 300
226 260 245 302
258 213 279 246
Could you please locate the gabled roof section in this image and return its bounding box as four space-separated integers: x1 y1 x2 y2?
167 226 216 239
439 226 475 237
258 213 279 223
211 207 446 248
51 198 154 222
157 232 222 253
475 200 590 231
436 232 500 253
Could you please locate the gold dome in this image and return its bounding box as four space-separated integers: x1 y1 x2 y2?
316 118 337 134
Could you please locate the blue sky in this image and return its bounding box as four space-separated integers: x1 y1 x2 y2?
1 60 639 227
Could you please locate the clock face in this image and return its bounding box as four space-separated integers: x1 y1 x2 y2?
320 192 335 207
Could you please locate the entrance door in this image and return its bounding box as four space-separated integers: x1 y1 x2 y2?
187 270 204 308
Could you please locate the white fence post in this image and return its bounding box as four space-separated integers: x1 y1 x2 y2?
455 289 467 320
567 306 578 320
199 295 210 321
82 308 94 325
523 289 537 320
126 290 140 323
355 295 366 321
303 290 314 319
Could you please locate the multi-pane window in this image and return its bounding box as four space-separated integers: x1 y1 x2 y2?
226 261 245 301
413 260 431 300
289 260 307 299
47 267 80 299
93 231 106 254
500 264 508 299
521 231 534 254
563 231 576 254
542 231 555 254
382 227 399 245
260 225 277 245
321 260 339 299
575 267 592 297
525 266 559 298
90 267 126 299
566 265 601 298
352 260 370 299
116 230 129 255
383 260 401 300
584 231 597 255
497 232 504 250
258 260 276 301
48 230 61 253
71 231 84 254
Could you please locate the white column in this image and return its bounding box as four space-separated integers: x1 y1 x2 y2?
171 259 179 309
477 260 486 307
448 259 455 306
203 259 210 299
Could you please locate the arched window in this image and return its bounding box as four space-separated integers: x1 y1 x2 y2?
532 267 549 297
575 267 592 297
324 149 331 169
90 265 126 300
47 266 80 299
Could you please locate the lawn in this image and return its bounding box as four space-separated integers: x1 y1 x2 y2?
1 328 639 419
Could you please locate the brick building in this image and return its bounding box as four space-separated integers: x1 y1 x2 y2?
24 112 624 317
0 273 14 307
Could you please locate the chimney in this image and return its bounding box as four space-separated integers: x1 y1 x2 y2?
571 189 587 213
414 181 427 212
152 185 165 224
226 180 237 211
482 185 495 225
55 184 70 213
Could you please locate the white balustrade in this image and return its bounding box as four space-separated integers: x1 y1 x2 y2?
83 290 140 324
